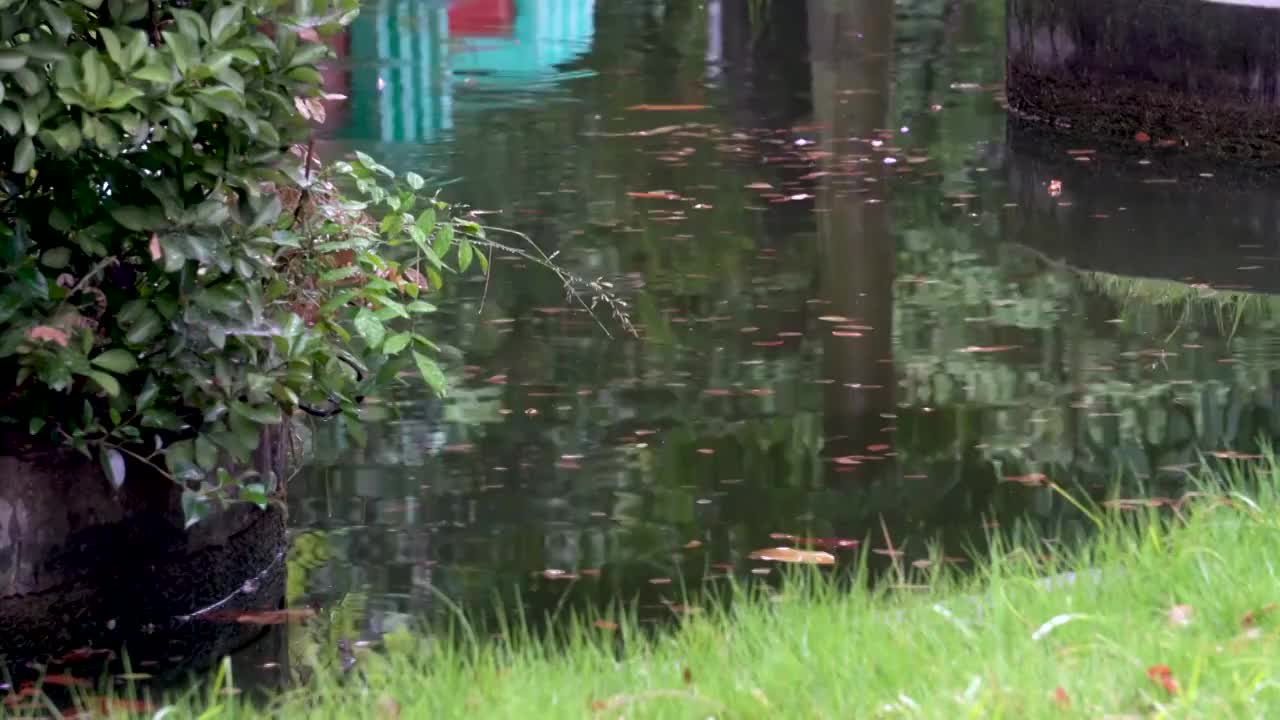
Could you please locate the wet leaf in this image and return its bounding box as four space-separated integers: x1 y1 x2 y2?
1052 686 1070 709
748 547 835 565
100 447 126 489
1241 603 1277 628
1002 473 1048 486
768 534 860 551
92 349 138 374
1146 664 1179 695
199 608 318 625
625 104 708 111
413 351 446 395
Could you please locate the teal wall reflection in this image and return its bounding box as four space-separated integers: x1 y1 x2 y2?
341 0 596 143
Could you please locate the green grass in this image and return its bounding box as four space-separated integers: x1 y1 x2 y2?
20 459 1280 719
1082 271 1280 337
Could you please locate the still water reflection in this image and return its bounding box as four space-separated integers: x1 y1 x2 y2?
264 0 1280 674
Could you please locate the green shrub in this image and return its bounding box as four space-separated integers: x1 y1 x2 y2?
0 0 480 521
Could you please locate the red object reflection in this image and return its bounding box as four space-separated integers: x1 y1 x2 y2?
448 0 515 36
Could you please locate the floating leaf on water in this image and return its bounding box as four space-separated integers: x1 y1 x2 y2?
199 608 317 625
625 104 708 111
1002 473 1048 486
769 534 859 551
1210 451 1264 460
748 547 835 565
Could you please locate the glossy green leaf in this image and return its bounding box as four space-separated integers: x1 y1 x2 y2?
100 447 126 489
162 31 198 74
124 309 163 344
12 137 34 174
0 51 27 72
86 370 121 397
412 351 446 396
210 5 243 45
132 63 173 84
99 27 127 69
91 349 139 374
458 239 474 273
231 400 280 425
0 108 19 135
110 205 157 231
40 2 73 39
353 307 385 349
431 221 453 260
40 246 71 268
382 332 412 355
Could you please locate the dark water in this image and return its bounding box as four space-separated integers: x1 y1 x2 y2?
239 0 1280 683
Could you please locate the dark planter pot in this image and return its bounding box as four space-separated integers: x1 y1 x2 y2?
0 430 290 677
1007 0 1280 163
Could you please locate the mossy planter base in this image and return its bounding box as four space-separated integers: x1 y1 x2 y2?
0 434 288 676
1007 0 1280 164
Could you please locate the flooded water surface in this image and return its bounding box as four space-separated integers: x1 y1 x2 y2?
249 0 1280 680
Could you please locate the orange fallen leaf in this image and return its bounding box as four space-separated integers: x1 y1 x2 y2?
626 191 681 200
1242 603 1277 627
748 547 836 565
593 620 619 631
1052 686 1070 709
1146 664 1179 695
626 104 708 112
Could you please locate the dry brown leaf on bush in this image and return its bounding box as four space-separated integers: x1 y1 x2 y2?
27 326 69 347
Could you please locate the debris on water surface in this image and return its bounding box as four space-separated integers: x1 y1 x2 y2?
748 547 836 565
